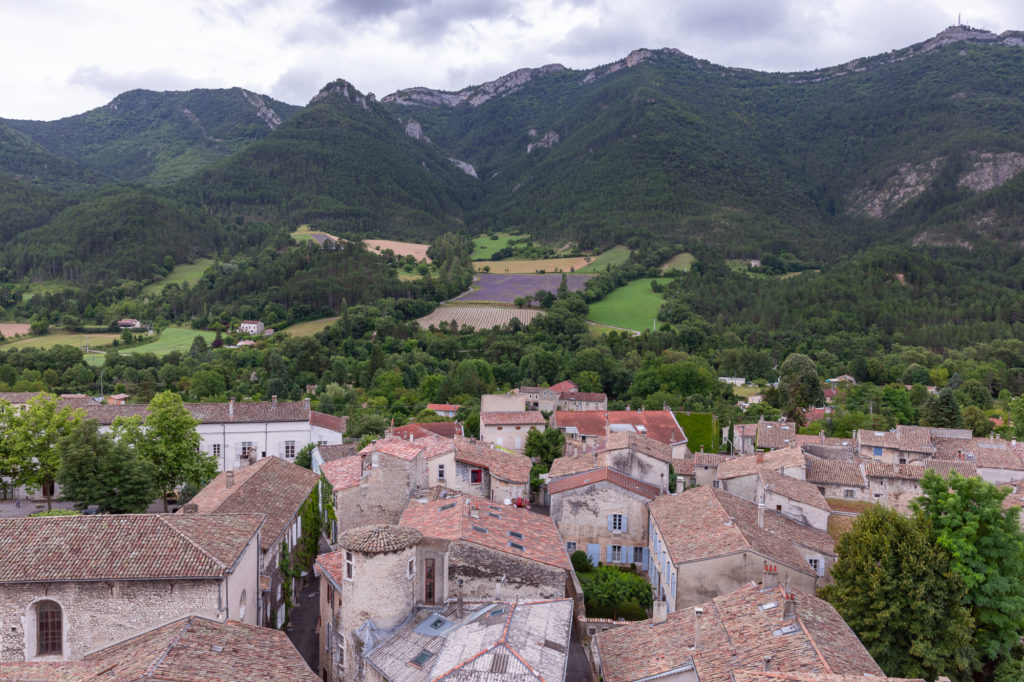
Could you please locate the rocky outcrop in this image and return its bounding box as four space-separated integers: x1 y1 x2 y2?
382 64 567 107
404 120 429 143
958 152 1024 192
847 158 945 218
526 130 559 154
448 158 478 178
240 89 283 129
311 80 370 110
582 48 683 84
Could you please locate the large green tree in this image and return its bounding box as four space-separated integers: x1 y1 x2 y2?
2 394 84 510
57 420 157 513
820 506 975 680
578 565 653 620
913 472 1024 667
113 391 215 512
778 353 823 424
922 387 963 429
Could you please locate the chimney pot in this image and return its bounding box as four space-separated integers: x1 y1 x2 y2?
693 606 704 648
755 452 764 464
763 655 772 672
757 501 765 529
762 563 777 590
228 398 234 418
225 470 235 487
783 592 797 620
272 395 277 406
652 600 668 624
304 397 310 411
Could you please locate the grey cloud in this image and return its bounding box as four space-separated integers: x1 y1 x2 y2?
68 66 198 98
674 0 793 40
270 66 336 105
553 18 649 62
319 0 515 44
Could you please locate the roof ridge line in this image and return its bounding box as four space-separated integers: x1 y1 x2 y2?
711 489 754 552
144 615 194 677
157 515 228 571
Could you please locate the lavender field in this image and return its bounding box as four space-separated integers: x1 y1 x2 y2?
454 274 592 303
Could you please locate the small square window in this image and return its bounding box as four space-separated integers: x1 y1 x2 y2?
471 469 482 483
437 464 445 480
566 541 577 552
844 489 855 499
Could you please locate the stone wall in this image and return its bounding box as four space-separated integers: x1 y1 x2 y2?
0 579 222 662
550 481 649 568
605 448 670 491
454 460 491 499
671 552 817 612
447 541 565 602
334 454 414 532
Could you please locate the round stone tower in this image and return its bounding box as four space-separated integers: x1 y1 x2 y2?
337 524 421 633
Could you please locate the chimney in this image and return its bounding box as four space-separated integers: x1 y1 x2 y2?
182 503 199 514
271 395 278 407
456 578 465 619
652 599 667 624
762 564 777 591
763 655 772 672
228 398 234 418
755 452 764 465
819 431 825 444
225 470 235 488
693 607 704 648
783 592 796 620
757 501 765 529
304 397 311 411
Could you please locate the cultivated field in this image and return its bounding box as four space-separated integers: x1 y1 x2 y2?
281 317 340 336
418 305 542 329
586 278 670 332
141 258 216 296
455 274 591 304
661 252 695 273
0 323 31 338
2 330 120 351
577 246 632 273
473 256 589 274
364 239 431 262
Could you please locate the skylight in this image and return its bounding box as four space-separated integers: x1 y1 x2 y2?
772 624 800 636
472 525 488 533
488 512 502 519
758 602 778 610
439 503 456 511
411 650 433 667
508 530 523 539
509 541 525 550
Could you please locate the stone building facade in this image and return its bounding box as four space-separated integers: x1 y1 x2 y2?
0 514 262 663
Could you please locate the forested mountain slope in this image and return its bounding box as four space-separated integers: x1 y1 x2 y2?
5 88 301 186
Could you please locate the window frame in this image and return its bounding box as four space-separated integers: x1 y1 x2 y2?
611 545 623 562
470 468 483 484
36 600 62 656
344 550 354 581
611 513 624 532
284 440 297 459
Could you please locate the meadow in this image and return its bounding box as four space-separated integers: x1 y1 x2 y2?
586 278 670 332
1 330 119 351
470 233 516 260
577 246 632 273
141 258 216 296
280 316 340 336
660 252 695 273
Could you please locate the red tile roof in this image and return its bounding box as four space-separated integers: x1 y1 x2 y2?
318 443 358 462
649 487 829 574
392 422 465 439
453 438 531 483
359 434 456 461
310 410 347 433
321 456 364 491
480 411 547 426
597 582 884 682
66 398 313 425
559 391 607 402
863 460 978 481
549 380 578 393
400 495 572 571
427 403 461 411
756 421 799 449
552 410 686 445
547 467 660 500
0 514 264 582
183 457 318 552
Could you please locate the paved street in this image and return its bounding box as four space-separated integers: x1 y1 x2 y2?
287 536 332 674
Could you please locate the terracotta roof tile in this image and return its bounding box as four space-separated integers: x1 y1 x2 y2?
756 421 799 449
319 443 358 462
759 468 831 511
427 403 461 411
400 495 572 571
321 456 364 491
549 380 579 393
392 422 465 439
67 398 313 425
719 447 806 480
548 467 660 500
597 583 884 682
863 460 978 480
480 411 547 426
336 524 423 553
0 514 264 582
183 457 318 552
453 438 531 483
553 410 686 445
359 435 456 461
805 459 866 488
559 391 607 402
649 487 832 571
0 616 318 681
310 410 347 433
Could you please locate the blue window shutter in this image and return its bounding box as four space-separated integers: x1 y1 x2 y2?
621 515 628 532
607 514 614 532
606 545 613 563
587 544 600 566
641 547 649 571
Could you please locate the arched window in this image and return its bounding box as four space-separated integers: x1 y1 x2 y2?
36 600 62 656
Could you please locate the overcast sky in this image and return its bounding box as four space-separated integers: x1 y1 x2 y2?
3 0 1023 121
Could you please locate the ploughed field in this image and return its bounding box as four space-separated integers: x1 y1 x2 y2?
417 306 542 329
454 274 591 304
